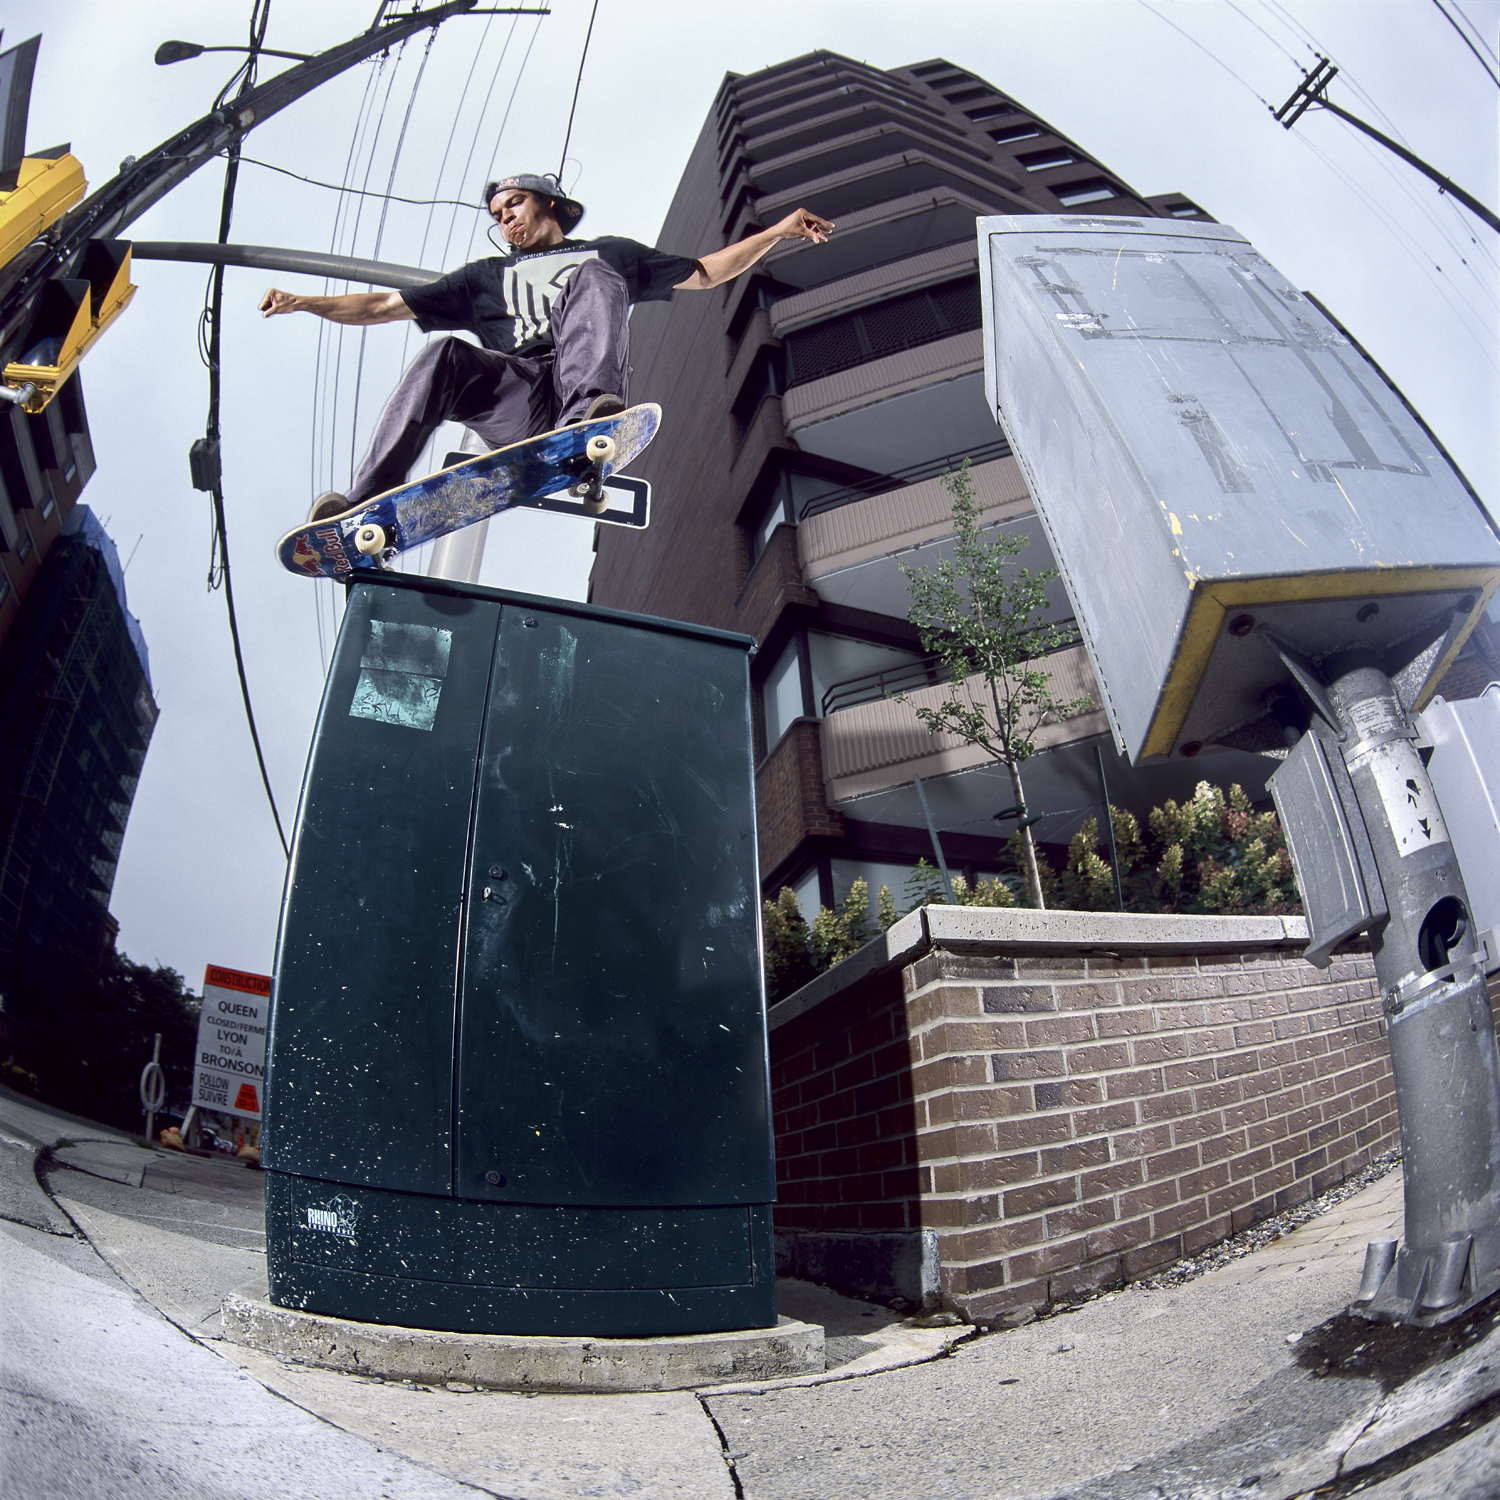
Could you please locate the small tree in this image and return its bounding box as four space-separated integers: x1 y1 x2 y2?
899 462 1091 908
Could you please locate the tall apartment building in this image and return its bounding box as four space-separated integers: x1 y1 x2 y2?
589 52 1321 914
0 372 99 651
0 500 156 1026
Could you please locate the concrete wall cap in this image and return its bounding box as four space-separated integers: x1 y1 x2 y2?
768 906 1310 1031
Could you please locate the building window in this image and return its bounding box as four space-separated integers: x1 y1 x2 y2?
750 486 794 564
789 865 822 925
922 71 971 89
1053 177 1122 206
726 277 780 349
1017 146 1078 172
988 122 1042 144
731 347 785 439
1166 201 1202 218
761 638 808 751
965 102 1018 121
783 275 983 386
0 566 10 610
943 87 989 104
910 61 955 77
16 520 31 561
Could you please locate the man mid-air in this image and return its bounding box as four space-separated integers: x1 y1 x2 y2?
259 172 833 519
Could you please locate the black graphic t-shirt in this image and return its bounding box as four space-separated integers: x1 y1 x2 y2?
402 237 702 355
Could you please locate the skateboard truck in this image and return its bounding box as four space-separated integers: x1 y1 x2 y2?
568 434 616 516
353 522 396 568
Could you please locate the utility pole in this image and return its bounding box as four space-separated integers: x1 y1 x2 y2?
1272 56 1499 234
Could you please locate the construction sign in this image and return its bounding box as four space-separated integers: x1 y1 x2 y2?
192 965 271 1122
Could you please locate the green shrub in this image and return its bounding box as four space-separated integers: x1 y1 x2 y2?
761 784 1300 1000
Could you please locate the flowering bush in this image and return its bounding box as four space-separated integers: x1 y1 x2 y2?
760 784 1301 1002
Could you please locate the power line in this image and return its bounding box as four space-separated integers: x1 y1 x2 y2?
1450 0 1500 66
1432 0 1500 87
556 0 601 182
1221 0 1299 64
349 31 439 487
436 16 522 274
232 152 474 207
199 0 290 860
466 14 546 263
1134 0 1272 106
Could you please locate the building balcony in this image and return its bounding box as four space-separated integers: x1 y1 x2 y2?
796 454 1070 624
741 80 949 147
750 123 1018 200
781 327 993 475
755 148 1029 224
771 240 978 330
820 645 1105 804
743 98 976 168
765 196 983 298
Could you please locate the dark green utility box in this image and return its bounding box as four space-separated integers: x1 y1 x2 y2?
262 572 776 1336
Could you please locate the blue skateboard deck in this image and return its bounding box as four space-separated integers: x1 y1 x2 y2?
276 403 659 580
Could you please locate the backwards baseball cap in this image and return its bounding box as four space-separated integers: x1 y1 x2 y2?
483 173 585 234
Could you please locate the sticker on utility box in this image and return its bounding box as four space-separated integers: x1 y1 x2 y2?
1370 741 1450 858
304 1194 361 1243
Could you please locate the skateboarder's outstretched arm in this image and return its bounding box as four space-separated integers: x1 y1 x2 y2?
675 207 834 291
258 288 415 325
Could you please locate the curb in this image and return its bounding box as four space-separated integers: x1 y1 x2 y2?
221 1291 825 1393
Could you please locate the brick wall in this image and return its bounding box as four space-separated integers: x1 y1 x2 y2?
769 912 1403 1321
732 523 818 647
755 718 845 878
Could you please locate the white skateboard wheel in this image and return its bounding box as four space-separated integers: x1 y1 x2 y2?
354 523 386 556
584 492 609 516
586 434 616 466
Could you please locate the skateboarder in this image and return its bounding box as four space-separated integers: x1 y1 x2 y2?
259 173 833 519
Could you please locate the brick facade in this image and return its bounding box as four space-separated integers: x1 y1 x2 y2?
769 912 1407 1321
755 718 845 878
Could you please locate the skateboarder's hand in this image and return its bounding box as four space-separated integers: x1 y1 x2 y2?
771 208 834 245
259 288 298 317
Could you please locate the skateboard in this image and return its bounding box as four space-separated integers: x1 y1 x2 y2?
276 403 659 580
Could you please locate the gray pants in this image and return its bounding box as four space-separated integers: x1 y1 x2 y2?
348 257 630 505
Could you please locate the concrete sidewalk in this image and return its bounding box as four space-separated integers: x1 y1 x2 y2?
2 1086 1498 1499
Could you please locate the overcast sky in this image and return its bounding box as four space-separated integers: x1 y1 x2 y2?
5 0 1495 991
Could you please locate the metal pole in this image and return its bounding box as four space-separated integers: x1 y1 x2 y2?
911 775 956 903
131 241 436 290
1331 664 1500 1324
140 1033 165 1146
1094 743 1124 910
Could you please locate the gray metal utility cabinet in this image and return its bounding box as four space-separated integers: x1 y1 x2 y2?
262 572 775 1338
979 214 1500 765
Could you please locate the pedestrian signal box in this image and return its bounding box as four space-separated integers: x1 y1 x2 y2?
979 215 1500 766
263 573 776 1338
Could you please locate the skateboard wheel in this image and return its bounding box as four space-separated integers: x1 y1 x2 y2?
586 434 616 466
354 523 387 556
584 492 609 516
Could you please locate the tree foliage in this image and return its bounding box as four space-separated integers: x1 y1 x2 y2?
898 463 1092 908
3 949 201 1132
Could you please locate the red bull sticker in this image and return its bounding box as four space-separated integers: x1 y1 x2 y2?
315 526 353 573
